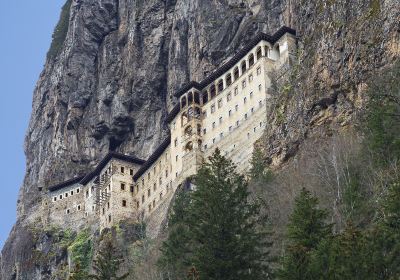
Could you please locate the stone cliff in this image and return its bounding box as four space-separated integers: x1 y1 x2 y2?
1 0 399 279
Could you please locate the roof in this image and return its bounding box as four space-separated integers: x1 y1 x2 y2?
48 152 145 192
166 26 296 123
48 175 86 192
133 135 171 181
80 152 145 185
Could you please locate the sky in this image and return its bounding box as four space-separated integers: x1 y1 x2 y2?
0 0 65 249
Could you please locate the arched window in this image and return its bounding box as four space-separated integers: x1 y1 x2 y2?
188 92 193 105
241 61 247 74
181 111 188 126
210 85 216 99
202 90 209 104
256 47 262 59
249 53 255 67
226 73 232 87
185 141 193 152
194 91 201 105
217 79 224 93
184 125 193 137
197 124 202 135
181 96 187 108
194 107 201 119
264 46 270 57
233 67 239 80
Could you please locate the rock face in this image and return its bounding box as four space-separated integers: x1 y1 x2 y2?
1 0 399 279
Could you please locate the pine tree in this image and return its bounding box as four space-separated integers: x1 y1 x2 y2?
189 149 273 280
279 188 331 280
249 147 273 183
159 190 193 279
89 236 129 280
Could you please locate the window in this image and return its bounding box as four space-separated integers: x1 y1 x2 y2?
203 110 207 117
86 190 89 198
174 138 178 147
220 132 224 139
241 61 247 74
256 47 262 59
217 80 224 92
244 97 247 104
245 113 248 120
212 122 216 129
65 193 68 198
154 183 157 191
176 155 178 162
260 122 263 127
249 74 253 83
251 107 254 113
153 200 156 208
142 195 145 203
257 66 261 75
67 209 70 214
76 188 80 193
160 192 163 199
211 104 216 113
229 110 232 117
250 92 253 99
71 190 74 195
53 197 57 202
233 67 239 80
159 177 162 185
242 80 246 89
227 93 232 102
219 117 223 124
249 54 255 66
247 132 250 138
121 183 125 191
236 120 240 126
258 84 262 91
77 205 81 211
165 169 168 178
121 167 125 173
234 87 238 96
136 185 139 193
130 169 134 175
137 201 140 209
59 195 63 200
204 144 208 150
235 104 239 111
203 128 207 135
130 185 134 193
148 173 150 180
254 127 256 132
148 189 151 197
108 215 111 222
107 202 110 209
213 138 216 144
218 99 223 108
259 100 262 107
122 200 127 207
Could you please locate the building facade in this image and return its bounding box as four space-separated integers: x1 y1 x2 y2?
45 27 297 233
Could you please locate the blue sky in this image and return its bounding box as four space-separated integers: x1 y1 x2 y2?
0 0 65 249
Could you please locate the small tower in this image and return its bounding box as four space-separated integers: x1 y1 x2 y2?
180 90 204 178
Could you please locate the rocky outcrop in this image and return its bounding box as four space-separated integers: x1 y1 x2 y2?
1 0 399 279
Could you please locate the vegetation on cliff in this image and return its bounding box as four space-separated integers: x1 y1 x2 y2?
47 0 72 60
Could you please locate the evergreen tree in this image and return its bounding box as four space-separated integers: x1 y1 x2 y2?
89 236 129 280
249 147 273 183
189 149 272 280
160 149 273 280
159 190 193 279
279 188 331 280
367 180 400 279
309 223 370 280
